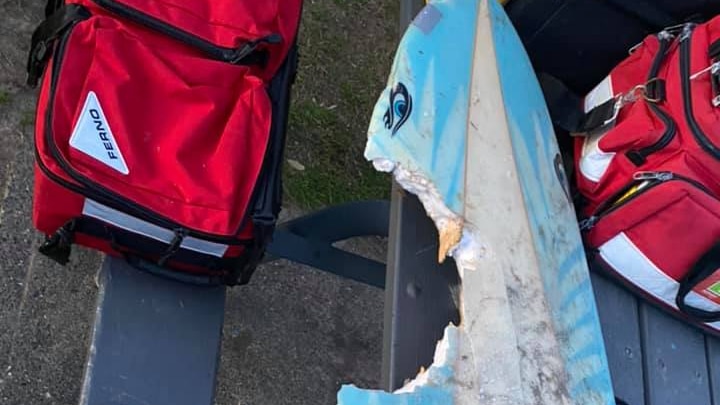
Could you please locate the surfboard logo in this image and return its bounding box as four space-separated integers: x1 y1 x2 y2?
383 83 412 136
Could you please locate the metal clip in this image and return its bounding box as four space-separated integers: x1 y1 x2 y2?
657 30 675 41
690 61 720 80
579 217 598 231
642 77 664 103
662 23 690 36
633 171 673 181
628 41 644 55
679 23 695 42
602 96 624 127
601 86 642 127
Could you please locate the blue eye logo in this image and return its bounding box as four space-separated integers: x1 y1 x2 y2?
394 99 407 116
383 83 412 136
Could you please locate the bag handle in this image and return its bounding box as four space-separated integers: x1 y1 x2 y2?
27 4 90 86
676 242 720 322
540 31 674 135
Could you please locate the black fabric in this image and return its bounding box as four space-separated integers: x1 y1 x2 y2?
645 79 666 102
676 242 720 322
36 214 256 284
45 0 65 18
507 0 720 94
601 0 675 30
232 45 299 285
711 70 720 106
580 98 617 133
709 39 720 59
538 73 587 133
74 216 250 271
27 4 90 86
539 72 617 134
38 219 76 265
624 150 647 166
123 255 228 286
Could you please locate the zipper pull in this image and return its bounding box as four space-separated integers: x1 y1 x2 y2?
228 33 282 64
657 30 675 41
579 216 598 231
711 60 720 107
633 171 673 181
157 228 188 267
690 61 720 80
679 23 695 42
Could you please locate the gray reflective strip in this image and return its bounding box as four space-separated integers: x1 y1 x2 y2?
82 199 229 257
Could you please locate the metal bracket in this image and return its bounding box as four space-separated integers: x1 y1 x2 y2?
265 200 390 288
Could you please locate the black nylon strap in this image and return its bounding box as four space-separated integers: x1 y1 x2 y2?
38 219 76 265
711 68 720 107
39 215 254 285
538 73 587 133
710 39 720 59
45 0 64 17
539 73 617 134
541 30 673 134
645 79 666 102
27 4 90 86
676 242 720 322
580 98 617 132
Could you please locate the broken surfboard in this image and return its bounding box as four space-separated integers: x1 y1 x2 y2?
338 0 615 404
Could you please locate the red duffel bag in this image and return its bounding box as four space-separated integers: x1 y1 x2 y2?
26 0 302 285
572 20 720 334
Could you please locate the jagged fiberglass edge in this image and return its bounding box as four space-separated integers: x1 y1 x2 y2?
336 161 484 404
336 0 487 402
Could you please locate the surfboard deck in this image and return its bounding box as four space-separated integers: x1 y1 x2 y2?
339 0 615 403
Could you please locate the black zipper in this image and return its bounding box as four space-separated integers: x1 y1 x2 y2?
680 24 720 160
710 39 720 60
626 33 677 165
39 27 250 244
580 171 717 231
91 0 281 64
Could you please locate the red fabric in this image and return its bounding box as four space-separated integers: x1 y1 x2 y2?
574 34 679 213
577 20 720 215
32 0 301 274
41 15 270 237
577 17 720 324
71 0 301 78
587 180 720 281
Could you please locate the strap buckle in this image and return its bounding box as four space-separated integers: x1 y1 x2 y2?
157 228 188 267
38 220 76 265
26 4 90 87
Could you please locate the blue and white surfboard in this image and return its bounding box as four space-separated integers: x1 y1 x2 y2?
339 0 615 404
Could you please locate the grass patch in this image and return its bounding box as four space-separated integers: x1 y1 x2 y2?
285 164 389 209
0 90 10 105
20 109 34 129
283 0 398 210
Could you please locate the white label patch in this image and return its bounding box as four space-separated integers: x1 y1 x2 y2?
69 91 129 175
583 75 614 113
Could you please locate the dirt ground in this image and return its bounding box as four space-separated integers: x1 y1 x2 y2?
0 1 398 404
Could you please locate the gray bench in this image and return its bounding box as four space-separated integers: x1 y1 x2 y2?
79 192 720 405
76 2 720 404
